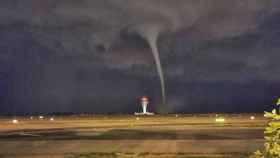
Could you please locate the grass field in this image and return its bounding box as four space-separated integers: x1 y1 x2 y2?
0 114 267 158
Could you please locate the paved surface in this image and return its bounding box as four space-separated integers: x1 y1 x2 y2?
0 114 267 158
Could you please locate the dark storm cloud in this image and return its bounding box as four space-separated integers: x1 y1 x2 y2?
1 0 279 52
165 31 280 83
0 0 280 114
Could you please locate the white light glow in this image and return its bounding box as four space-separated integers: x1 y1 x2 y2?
250 116 255 120
12 119 18 124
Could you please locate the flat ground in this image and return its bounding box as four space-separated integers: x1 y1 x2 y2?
0 114 267 158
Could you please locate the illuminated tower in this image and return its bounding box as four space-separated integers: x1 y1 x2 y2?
141 96 149 114
135 96 154 115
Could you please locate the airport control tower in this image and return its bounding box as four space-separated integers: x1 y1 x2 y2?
135 96 154 115
141 96 148 113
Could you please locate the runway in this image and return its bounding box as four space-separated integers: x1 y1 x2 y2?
0 114 267 158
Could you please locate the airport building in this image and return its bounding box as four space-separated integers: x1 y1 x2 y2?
135 96 154 115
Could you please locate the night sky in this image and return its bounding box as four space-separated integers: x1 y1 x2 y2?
0 0 280 115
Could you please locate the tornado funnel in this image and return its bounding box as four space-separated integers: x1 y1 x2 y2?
138 26 166 105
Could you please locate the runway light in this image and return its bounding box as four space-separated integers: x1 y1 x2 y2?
50 117 54 121
215 117 225 123
136 117 140 121
39 116 44 119
250 116 255 120
30 116 33 120
175 114 178 118
12 119 18 124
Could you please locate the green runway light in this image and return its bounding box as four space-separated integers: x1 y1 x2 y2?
215 117 225 123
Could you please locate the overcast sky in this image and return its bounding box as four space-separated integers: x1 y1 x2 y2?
0 0 280 114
